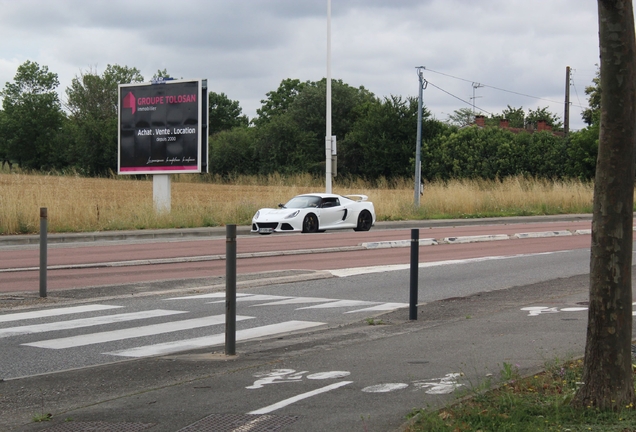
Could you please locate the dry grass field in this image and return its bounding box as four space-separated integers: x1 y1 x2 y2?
0 169 598 235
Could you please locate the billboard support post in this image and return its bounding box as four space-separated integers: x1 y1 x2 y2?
153 174 171 213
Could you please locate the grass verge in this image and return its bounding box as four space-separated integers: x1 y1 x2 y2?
406 359 636 431
0 171 600 235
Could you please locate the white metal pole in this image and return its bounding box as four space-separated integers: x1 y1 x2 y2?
414 67 424 207
325 0 332 194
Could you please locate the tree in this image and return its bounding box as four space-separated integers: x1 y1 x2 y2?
573 0 636 410
65 64 143 175
253 114 316 174
208 92 248 135
253 78 307 126
0 110 10 169
526 106 563 130
0 60 65 170
341 95 423 179
209 127 256 176
582 68 601 126
152 69 172 80
566 122 599 180
250 78 375 175
445 107 474 127
499 105 526 128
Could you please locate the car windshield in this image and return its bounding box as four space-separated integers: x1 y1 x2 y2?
283 196 321 209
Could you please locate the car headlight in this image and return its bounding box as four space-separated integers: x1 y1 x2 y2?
285 210 300 219
254 211 260 220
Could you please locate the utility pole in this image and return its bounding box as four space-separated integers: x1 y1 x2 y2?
325 0 333 194
564 66 571 135
414 67 426 207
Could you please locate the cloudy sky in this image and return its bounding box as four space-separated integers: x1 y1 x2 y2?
0 0 603 130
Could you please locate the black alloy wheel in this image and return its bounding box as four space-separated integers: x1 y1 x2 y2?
354 210 373 231
302 214 319 233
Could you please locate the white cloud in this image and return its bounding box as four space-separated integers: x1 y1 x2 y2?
0 0 603 130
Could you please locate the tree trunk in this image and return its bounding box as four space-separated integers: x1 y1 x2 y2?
573 0 636 410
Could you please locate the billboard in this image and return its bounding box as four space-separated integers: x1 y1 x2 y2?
118 78 208 175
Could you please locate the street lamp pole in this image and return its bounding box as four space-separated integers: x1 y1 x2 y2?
414 66 426 207
325 0 333 194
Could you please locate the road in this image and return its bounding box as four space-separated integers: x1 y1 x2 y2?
4 217 636 431
0 245 601 380
0 219 594 293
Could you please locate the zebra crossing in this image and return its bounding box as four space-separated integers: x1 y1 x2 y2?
0 292 408 378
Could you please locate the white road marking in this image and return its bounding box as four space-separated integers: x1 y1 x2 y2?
247 369 306 389
307 371 350 380
521 307 559 316
361 383 408 393
166 293 253 300
0 304 123 323
247 369 350 389
106 320 325 358
247 381 353 415
329 252 564 277
0 309 187 338
22 314 253 349
345 303 409 313
521 306 598 316
296 300 376 310
207 295 292 304
413 373 464 394
248 297 338 307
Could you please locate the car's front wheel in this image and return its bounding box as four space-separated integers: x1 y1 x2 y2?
302 213 319 233
354 210 373 231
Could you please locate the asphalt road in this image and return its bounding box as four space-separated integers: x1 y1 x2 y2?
0 217 594 293
0 246 598 380
3 215 636 432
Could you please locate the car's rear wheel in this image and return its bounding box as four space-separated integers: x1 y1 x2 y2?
302 214 319 233
354 210 372 231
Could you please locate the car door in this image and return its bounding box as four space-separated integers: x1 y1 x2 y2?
318 197 347 229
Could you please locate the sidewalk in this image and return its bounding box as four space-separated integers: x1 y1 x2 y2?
1 271 601 432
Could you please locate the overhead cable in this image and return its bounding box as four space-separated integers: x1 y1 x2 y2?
424 68 581 108
426 80 492 115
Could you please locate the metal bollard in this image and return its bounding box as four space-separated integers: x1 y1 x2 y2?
409 228 419 320
225 224 237 355
39 208 47 298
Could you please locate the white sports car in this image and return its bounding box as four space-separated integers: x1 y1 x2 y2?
251 193 376 234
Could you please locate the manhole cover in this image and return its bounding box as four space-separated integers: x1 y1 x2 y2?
43 421 155 432
178 414 298 432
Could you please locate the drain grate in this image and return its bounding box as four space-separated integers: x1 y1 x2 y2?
177 414 299 432
43 422 155 432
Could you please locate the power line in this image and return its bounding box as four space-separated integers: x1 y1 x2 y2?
426 80 492 115
424 67 583 108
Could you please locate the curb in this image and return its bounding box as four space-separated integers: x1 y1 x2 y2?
0 214 595 246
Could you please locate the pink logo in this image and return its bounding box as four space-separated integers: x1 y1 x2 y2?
123 92 136 114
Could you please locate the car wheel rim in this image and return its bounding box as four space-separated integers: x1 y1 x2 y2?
358 211 371 230
304 215 317 232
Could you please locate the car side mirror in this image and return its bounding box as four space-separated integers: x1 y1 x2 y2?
278 203 284 208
